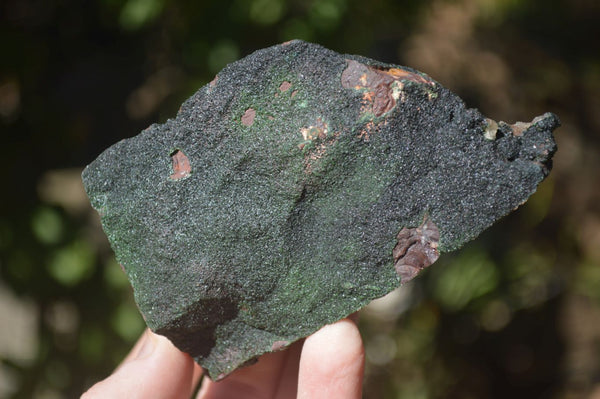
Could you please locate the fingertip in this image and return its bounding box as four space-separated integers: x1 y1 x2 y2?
304 318 364 362
298 318 365 399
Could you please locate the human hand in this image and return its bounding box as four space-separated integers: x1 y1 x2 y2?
81 317 364 399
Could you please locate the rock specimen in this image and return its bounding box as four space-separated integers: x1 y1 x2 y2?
82 40 558 379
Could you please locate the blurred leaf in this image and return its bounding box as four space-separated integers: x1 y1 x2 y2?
309 0 346 31
366 334 397 365
182 40 209 69
504 244 556 308
431 249 499 311
79 326 106 365
249 0 285 25
103 257 130 290
119 0 165 30
110 302 145 342
5 249 34 282
397 386 429 399
280 18 314 42
573 259 600 302
479 299 512 331
520 177 554 227
44 360 70 390
31 206 64 245
208 40 240 74
46 240 95 287
395 305 438 361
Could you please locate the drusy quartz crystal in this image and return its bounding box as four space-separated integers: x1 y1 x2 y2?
82 40 558 379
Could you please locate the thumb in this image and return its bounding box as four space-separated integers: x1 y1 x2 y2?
81 329 198 399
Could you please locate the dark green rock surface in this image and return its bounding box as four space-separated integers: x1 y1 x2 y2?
82 40 558 379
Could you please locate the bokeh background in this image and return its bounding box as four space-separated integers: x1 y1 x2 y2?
1 0 599 397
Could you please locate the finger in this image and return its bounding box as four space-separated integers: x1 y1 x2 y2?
272 340 302 398
114 329 151 370
191 363 204 394
81 329 197 399
297 318 365 399
196 341 298 399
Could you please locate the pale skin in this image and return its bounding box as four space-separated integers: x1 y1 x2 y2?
81 317 364 399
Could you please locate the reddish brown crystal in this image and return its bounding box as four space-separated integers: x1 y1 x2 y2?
241 108 256 126
170 150 191 180
341 60 434 117
393 217 440 282
279 81 292 92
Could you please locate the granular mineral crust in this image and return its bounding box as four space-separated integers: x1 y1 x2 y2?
82 40 559 379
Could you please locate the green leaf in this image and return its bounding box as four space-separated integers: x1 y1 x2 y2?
47 240 95 286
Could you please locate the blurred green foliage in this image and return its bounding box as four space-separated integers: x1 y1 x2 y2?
119 0 166 30
431 248 500 312
1 0 599 398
